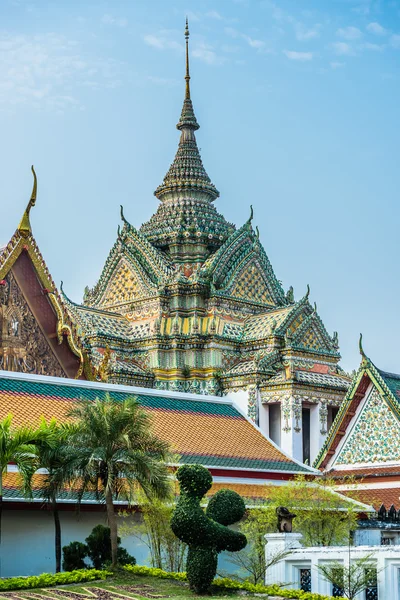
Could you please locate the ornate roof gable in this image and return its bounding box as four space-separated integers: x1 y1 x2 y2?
0 168 84 378
83 210 174 309
288 307 339 357
315 341 400 470
199 215 287 307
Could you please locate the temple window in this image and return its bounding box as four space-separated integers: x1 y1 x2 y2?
302 407 311 464
268 404 281 446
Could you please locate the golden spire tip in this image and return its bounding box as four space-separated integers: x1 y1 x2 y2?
18 165 37 237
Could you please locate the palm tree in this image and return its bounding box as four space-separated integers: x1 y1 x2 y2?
0 415 40 575
67 394 171 568
35 419 77 573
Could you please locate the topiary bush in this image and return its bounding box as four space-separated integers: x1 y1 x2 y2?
62 541 89 571
171 464 247 594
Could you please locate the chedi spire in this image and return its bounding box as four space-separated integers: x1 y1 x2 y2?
153 18 219 203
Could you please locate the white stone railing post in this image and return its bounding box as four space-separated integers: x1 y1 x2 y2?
265 532 303 587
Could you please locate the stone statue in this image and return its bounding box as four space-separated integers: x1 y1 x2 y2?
276 506 296 533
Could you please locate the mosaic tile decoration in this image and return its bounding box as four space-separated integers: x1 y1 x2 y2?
335 388 400 465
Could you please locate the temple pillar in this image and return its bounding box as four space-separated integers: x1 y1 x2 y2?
280 396 303 463
310 401 328 464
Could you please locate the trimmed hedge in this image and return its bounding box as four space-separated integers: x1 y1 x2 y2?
123 565 335 600
0 569 111 591
171 465 246 593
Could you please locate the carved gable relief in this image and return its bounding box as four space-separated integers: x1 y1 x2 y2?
0 272 66 377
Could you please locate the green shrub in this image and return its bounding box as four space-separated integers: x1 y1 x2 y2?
123 565 335 599
170 465 247 594
0 569 110 591
207 489 246 526
62 541 89 572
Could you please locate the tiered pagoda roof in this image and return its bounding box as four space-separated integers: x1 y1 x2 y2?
140 19 234 252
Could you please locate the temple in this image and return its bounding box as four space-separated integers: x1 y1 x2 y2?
0 21 351 464
315 338 400 525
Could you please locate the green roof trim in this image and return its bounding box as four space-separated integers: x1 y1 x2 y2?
179 452 311 472
0 378 241 418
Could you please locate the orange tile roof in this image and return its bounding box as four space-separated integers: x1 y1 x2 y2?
342 488 400 511
0 373 314 474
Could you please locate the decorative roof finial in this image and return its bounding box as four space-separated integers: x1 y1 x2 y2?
359 333 367 361
120 205 128 225
185 17 190 100
18 166 37 237
305 284 310 299
247 205 254 224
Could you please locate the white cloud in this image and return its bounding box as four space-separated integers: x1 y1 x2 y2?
224 27 266 51
244 36 265 50
332 42 354 56
295 23 321 41
101 14 128 28
192 42 225 66
143 34 183 52
284 50 313 61
0 32 120 112
390 34 400 48
362 42 384 51
330 61 345 69
336 26 362 40
147 75 178 86
206 10 223 20
366 22 388 36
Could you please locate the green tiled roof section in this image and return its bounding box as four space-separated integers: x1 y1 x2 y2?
378 369 400 401
179 452 311 472
0 378 241 418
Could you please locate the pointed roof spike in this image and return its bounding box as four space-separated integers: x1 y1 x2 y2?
247 205 254 224
185 17 190 100
18 166 37 237
152 19 220 207
359 333 368 361
305 284 310 299
120 205 128 225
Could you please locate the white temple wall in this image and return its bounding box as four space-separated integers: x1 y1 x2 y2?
265 532 400 598
225 389 248 416
0 508 240 578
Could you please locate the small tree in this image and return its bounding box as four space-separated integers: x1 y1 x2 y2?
0 415 42 576
120 492 186 572
67 395 171 568
226 508 289 584
317 555 381 600
259 475 359 546
35 419 76 573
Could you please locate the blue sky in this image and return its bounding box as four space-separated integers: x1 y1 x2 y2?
0 0 398 373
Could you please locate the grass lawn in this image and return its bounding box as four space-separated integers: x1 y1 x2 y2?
0 571 244 600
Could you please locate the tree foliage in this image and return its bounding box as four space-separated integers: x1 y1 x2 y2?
255 475 359 547
317 554 380 600
120 487 186 572
171 464 247 594
66 394 172 568
226 508 289 585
